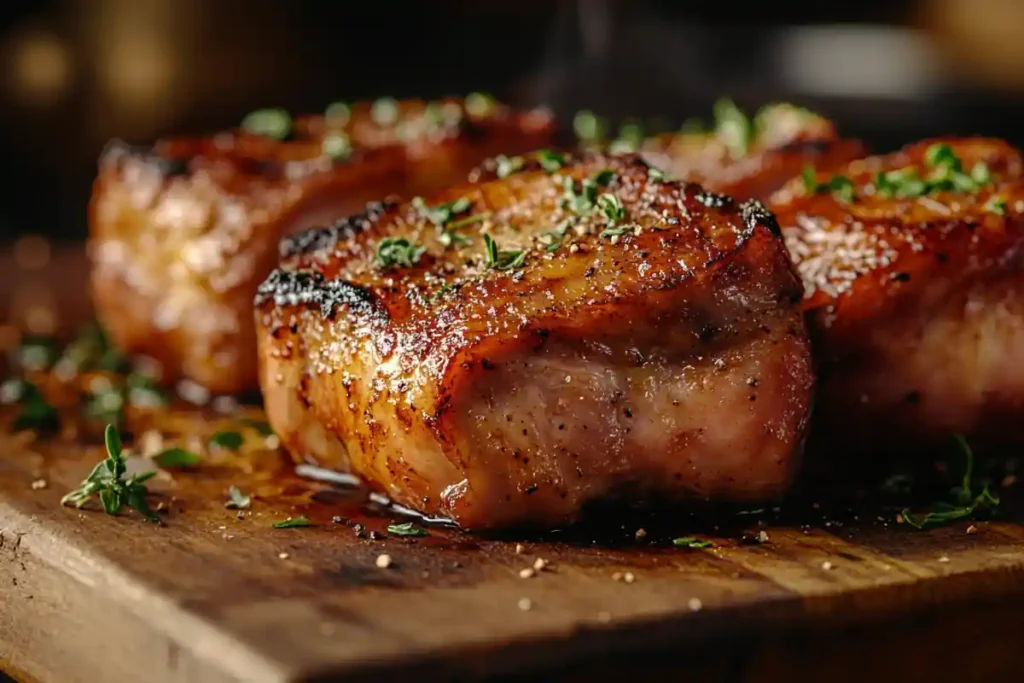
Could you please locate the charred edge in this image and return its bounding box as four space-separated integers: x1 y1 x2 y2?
279 200 395 258
99 139 189 176
255 268 376 319
740 199 781 238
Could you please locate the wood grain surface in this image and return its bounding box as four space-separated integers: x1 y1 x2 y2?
2 248 1024 683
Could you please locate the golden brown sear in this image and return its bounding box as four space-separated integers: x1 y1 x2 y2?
772 137 1024 458
255 151 814 529
89 97 556 395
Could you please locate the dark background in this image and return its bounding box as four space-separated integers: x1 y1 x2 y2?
3 0 1024 242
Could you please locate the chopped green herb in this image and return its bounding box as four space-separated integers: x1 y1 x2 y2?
573 109 607 145
154 447 202 469
371 97 400 126
802 165 856 203
599 225 632 238
430 282 458 302
13 386 58 432
609 119 645 153
210 430 244 450
647 167 669 183
543 219 573 253
495 155 524 178
322 133 352 161
465 91 496 118
61 424 160 522
241 108 291 141
324 101 351 126
273 516 312 529
387 522 429 537
483 234 526 271
713 98 753 157
985 195 1007 215
901 434 1000 529
561 169 615 215
225 486 251 510
413 196 472 227
447 213 490 231
376 237 426 269
536 149 565 173
596 193 627 225
873 144 995 200
673 537 713 549
239 418 274 436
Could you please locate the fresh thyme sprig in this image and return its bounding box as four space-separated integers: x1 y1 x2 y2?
61 424 161 523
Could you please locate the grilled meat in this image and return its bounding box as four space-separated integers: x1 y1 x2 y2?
772 137 1024 459
89 96 556 395
255 151 814 529
640 102 866 201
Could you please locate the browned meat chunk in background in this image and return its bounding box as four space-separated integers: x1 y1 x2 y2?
89 97 556 395
772 137 1024 464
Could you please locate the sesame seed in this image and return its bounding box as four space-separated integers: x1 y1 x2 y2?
565 375 572 383
376 553 392 569
533 558 548 572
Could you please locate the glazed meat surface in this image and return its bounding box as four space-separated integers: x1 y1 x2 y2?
256 151 814 529
640 101 866 201
772 137 1024 459
89 96 556 394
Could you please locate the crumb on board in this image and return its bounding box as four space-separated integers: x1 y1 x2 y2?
515 543 524 554
821 561 833 571
517 597 532 612
938 555 950 563
30 479 47 490
533 558 549 572
519 568 535 579
967 525 978 535
376 553 393 569
688 598 703 612
597 611 612 623
278 552 290 560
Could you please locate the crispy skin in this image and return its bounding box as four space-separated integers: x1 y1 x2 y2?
772 137 1024 458
255 152 814 529
89 98 555 394
641 103 866 201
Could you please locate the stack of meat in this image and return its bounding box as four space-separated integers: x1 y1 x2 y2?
88 95 1024 528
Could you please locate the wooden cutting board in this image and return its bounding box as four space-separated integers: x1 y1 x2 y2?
3 249 1024 683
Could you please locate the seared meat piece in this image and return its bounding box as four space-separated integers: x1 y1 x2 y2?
89 96 555 394
639 101 865 201
255 151 814 529
772 137 1024 459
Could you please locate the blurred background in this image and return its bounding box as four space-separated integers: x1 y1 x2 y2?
2 0 1024 242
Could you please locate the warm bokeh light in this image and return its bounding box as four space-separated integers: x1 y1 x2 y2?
5 28 73 106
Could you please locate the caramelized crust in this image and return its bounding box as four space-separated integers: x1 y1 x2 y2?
256 152 814 529
772 137 1024 457
89 97 556 394
641 103 866 201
